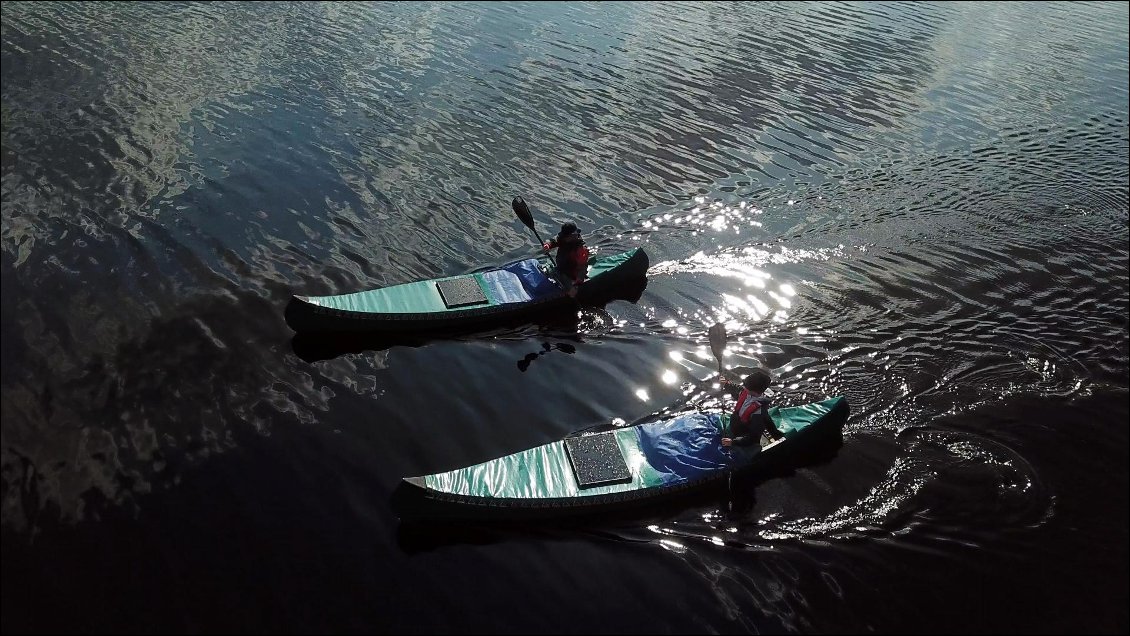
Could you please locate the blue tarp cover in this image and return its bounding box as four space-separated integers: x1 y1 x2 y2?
504 258 560 297
479 269 529 304
480 259 560 304
637 413 734 486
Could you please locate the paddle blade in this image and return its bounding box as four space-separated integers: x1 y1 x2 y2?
512 196 535 231
708 323 727 372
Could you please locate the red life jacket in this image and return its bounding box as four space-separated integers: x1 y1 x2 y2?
731 388 771 438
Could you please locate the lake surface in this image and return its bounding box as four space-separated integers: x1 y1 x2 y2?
2 1 1127 633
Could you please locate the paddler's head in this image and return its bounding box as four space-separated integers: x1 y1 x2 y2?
557 222 581 244
743 368 772 393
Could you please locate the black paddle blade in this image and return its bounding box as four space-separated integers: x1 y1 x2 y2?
512 196 535 231
708 323 727 372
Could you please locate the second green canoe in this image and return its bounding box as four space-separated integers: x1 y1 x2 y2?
394 395 849 522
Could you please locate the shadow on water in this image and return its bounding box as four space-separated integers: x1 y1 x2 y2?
516 341 577 372
393 428 844 554
288 278 647 363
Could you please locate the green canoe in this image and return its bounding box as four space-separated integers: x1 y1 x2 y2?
394 395 849 522
285 248 648 334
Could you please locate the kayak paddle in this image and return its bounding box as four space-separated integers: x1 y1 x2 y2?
512 196 546 246
708 322 727 378
708 322 735 512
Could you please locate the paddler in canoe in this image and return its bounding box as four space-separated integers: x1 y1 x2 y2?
541 221 591 297
720 368 786 449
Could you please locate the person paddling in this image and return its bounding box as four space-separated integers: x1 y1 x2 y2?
542 222 590 297
721 368 785 448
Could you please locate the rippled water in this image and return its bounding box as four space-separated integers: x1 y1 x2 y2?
3 1 1127 633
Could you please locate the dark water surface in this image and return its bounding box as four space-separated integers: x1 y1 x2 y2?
3 1 1128 633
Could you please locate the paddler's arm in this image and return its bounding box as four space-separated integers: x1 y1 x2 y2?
723 433 760 447
576 245 591 282
718 375 741 400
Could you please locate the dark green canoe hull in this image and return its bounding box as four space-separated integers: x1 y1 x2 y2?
285 248 649 334
393 396 849 523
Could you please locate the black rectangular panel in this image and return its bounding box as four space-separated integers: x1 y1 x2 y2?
436 276 488 308
564 432 632 489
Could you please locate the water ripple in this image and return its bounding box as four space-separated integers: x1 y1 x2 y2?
2 1 1127 631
